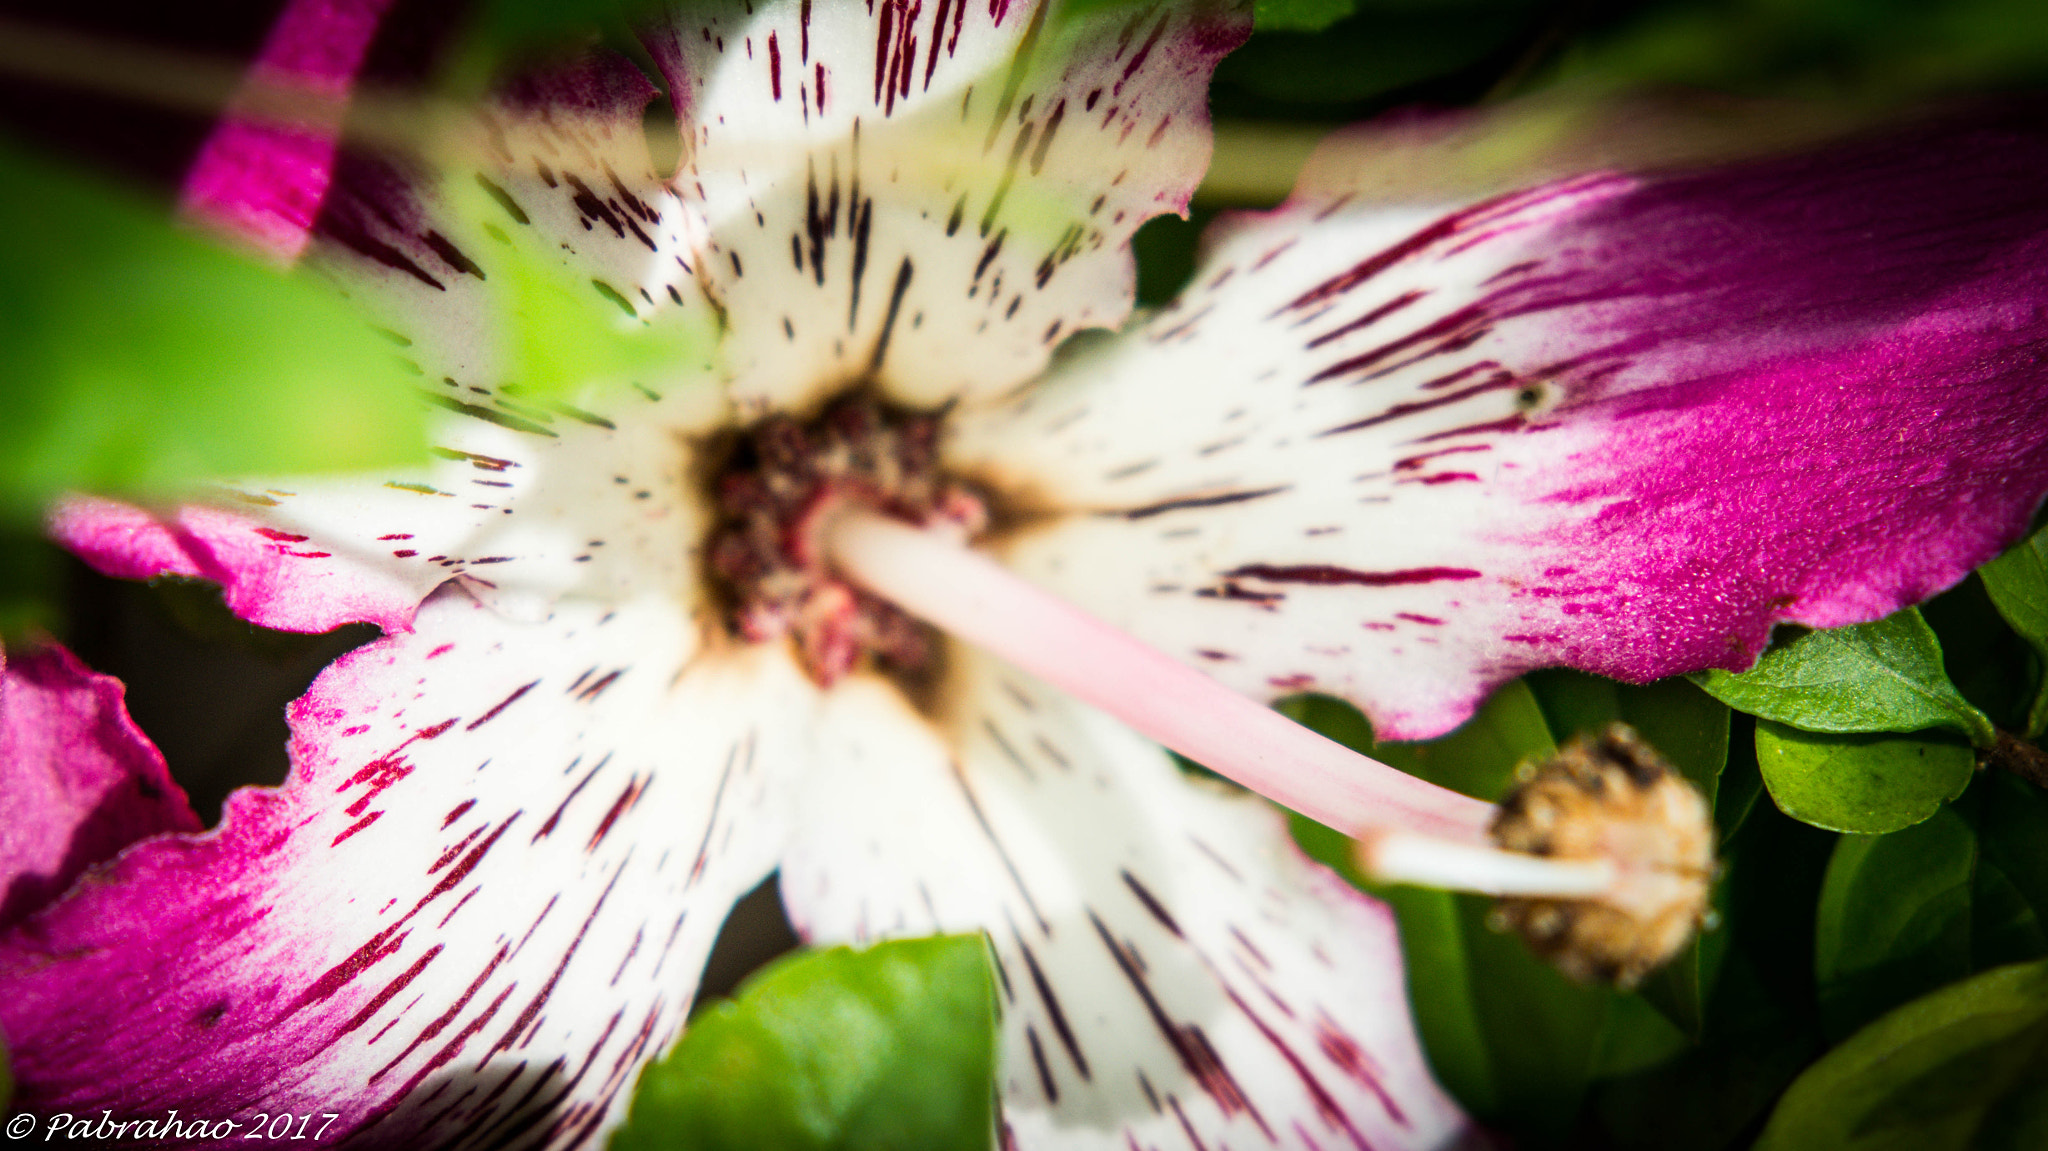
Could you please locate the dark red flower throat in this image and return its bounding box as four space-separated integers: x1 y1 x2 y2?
708 397 987 684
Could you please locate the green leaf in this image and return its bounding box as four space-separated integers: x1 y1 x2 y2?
611 936 998 1151
1286 684 1688 1135
1591 1018 1823 1151
1972 857 2048 974
1981 526 2048 737
0 136 425 521
1969 772 2048 980
1921 575 2039 739
1695 609 1997 748
1813 809 1977 1040
1754 720 1974 834
1588 799 1837 1151
1975 772 2048 926
1295 818 1689 1132
455 0 670 78
1283 675 1556 801
1756 958 2048 1151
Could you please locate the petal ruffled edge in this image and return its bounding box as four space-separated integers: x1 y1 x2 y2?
51 495 427 635
0 645 200 932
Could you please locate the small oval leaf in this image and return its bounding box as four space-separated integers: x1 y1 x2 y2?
611 936 998 1151
1754 721 1973 834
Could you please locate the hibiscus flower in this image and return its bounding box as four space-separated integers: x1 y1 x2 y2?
7 1 2048 1149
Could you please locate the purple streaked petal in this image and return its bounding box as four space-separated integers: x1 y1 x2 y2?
313 47 708 385
51 496 425 635
0 589 809 1146
951 107 2048 739
0 645 199 933
179 0 398 259
185 384 727 629
164 48 728 627
650 0 1249 412
780 647 1474 1149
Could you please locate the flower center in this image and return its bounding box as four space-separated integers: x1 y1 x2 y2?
707 396 987 685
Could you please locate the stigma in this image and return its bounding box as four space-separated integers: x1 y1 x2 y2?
1487 725 1716 987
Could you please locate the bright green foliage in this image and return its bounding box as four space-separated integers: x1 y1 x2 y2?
1753 721 1974 834
1756 957 2048 1151
609 936 998 1151
1285 683 1690 1137
1981 526 2048 737
1695 608 1996 748
0 137 425 522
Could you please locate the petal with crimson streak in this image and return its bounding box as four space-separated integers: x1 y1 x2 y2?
779 647 1476 1151
0 589 810 1149
50 496 426 636
949 108 2048 740
649 0 1250 412
146 48 730 630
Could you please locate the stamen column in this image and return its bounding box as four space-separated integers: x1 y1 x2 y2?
825 508 1618 897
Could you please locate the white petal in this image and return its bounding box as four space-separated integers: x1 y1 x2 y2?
651 0 1248 412
317 52 708 391
222 52 728 624
238 383 724 625
779 648 1473 1150
948 113 2048 740
945 185 1600 740
0 589 812 1147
